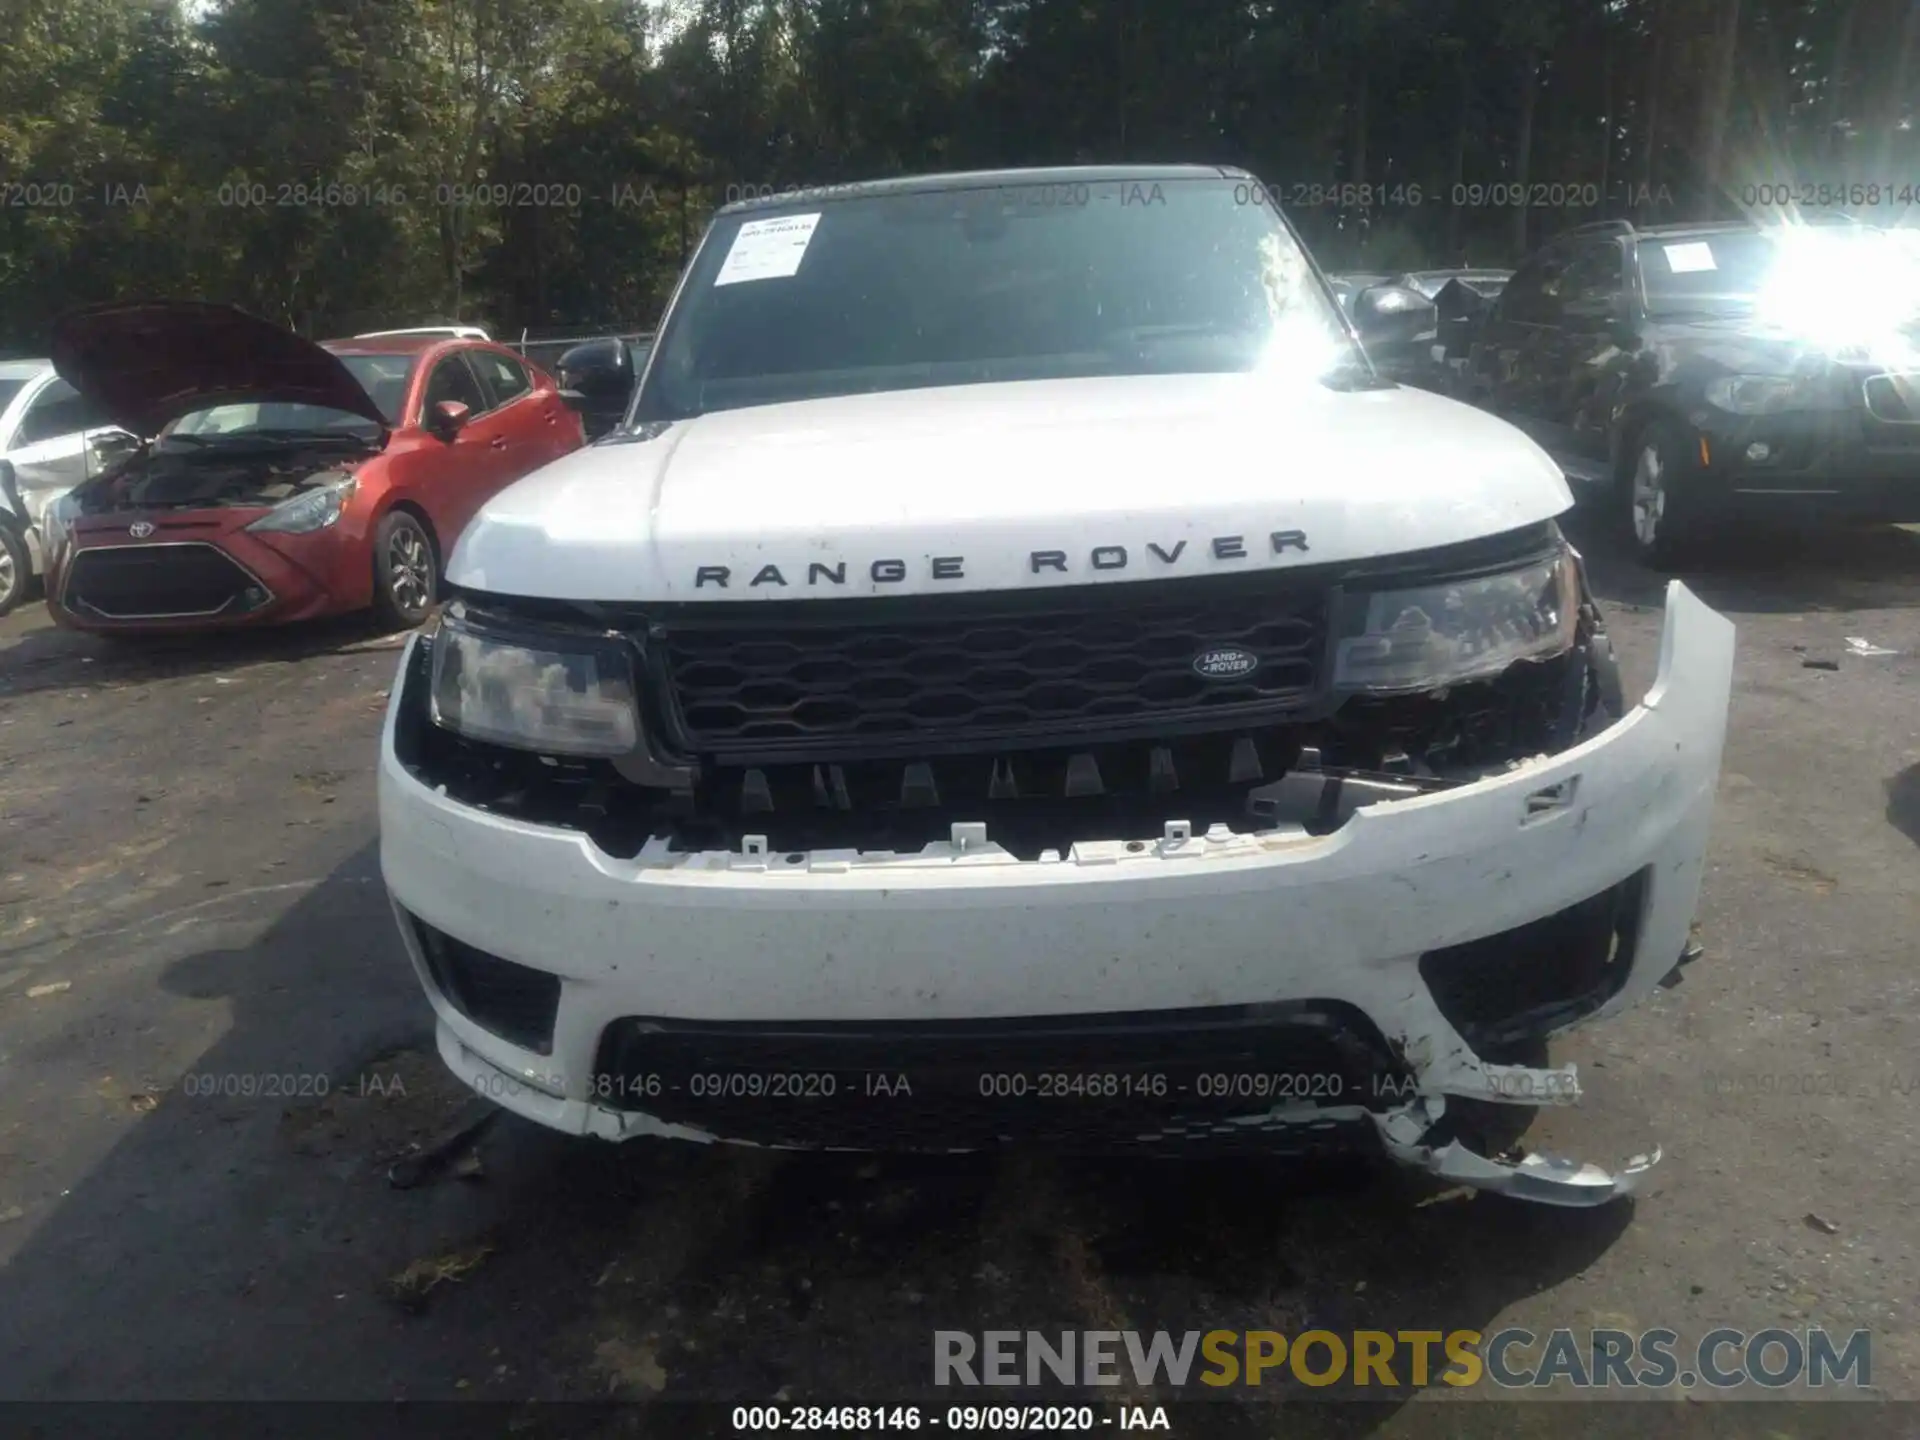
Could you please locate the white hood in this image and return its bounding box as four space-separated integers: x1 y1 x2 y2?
447 373 1573 602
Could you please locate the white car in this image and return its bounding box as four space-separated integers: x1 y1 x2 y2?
377 166 1736 1207
0 359 139 614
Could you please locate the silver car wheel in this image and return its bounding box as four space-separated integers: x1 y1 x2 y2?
388 527 431 614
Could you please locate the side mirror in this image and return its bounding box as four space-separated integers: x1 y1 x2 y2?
429 400 471 439
1351 283 1440 351
557 338 635 438
557 338 632 401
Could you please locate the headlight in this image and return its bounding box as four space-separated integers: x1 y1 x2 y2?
1334 549 1580 693
43 492 79 556
246 475 356 534
428 604 639 756
1704 374 1827 414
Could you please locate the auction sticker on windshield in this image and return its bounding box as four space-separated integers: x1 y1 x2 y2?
1660 242 1718 274
714 213 822 286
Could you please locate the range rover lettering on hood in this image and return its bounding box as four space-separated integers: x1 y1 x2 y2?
693 530 1311 588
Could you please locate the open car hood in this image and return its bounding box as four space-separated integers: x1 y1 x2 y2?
50 301 389 438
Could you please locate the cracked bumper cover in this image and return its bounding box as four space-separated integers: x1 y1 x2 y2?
379 582 1735 1207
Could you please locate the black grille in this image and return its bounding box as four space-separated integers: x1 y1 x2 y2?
64 543 260 620
658 585 1328 761
1418 867 1649 1050
590 1002 1409 1153
409 915 561 1055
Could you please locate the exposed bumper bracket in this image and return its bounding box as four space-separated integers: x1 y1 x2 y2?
1373 1098 1659 1208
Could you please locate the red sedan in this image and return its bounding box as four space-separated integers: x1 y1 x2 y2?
42 301 587 633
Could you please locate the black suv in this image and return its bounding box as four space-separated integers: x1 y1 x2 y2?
1463 217 1920 566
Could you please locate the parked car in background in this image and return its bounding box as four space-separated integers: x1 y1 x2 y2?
1324 271 1512 398
507 330 655 439
1326 272 1394 313
511 328 652 376
1462 216 1920 566
1328 270 1508 310
42 302 585 634
1329 278 1447 391
356 325 493 341
1399 268 1512 301
0 359 140 614
1425 274 1512 395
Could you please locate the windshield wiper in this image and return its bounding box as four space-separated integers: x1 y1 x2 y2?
1320 354 1393 391
163 429 376 449
248 428 379 444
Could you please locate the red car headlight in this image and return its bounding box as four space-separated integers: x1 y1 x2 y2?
246 475 358 535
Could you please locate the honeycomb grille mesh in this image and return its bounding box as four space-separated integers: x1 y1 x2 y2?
660 588 1328 756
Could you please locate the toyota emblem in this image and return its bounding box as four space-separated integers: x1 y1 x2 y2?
128 521 155 539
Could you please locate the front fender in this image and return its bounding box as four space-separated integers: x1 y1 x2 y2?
1610 390 1696 481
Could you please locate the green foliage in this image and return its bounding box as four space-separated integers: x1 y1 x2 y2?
0 0 1912 352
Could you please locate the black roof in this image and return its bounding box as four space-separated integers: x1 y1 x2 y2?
716 164 1254 216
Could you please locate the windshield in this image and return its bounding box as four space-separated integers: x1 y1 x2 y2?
636 176 1359 421
164 353 414 440
1641 226 1918 315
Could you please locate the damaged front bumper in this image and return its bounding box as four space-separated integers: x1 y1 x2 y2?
428 1022 1663 1207
379 582 1735 1208
1375 1098 1661 1207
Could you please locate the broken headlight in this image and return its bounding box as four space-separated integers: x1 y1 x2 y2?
428 602 639 756
1334 548 1580 693
1703 374 1841 415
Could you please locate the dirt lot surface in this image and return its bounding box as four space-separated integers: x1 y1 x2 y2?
2 512 1917 1437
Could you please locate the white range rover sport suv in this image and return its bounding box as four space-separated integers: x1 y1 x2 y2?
378 166 1736 1207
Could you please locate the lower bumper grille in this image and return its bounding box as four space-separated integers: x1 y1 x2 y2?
63 543 266 620
590 1002 1411 1153
1418 867 1649 1050
408 915 561 1055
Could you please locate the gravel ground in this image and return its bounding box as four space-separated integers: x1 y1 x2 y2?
0 511 1916 1437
